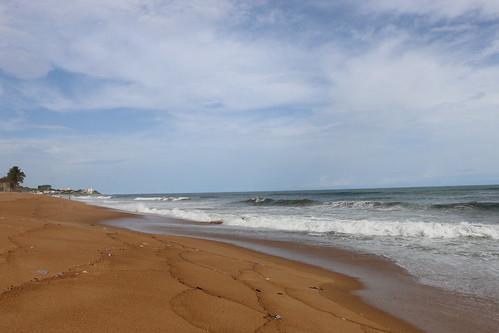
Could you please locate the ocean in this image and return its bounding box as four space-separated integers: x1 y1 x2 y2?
74 185 499 304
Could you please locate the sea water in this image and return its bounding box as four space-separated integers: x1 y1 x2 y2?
75 185 499 303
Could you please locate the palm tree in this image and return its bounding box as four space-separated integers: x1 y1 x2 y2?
7 166 26 191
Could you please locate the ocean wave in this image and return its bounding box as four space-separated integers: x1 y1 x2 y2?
129 203 499 239
125 204 219 223
243 197 318 206
243 198 408 209
324 200 499 212
325 200 406 209
91 199 499 240
75 195 112 200
431 202 499 212
222 217 499 239
133 196 191 202
328 220 499 239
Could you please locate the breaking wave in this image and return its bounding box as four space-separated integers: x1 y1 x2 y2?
431 202 499 212
223 217 499 239
131 205 218 223
133 196 191 202
243 197 319 206
74 195 112 200
116 203 499 239
243 198 410 209
241 199 499 213
325 200 406 209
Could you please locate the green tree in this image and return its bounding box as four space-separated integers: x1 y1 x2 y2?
7 166 26 190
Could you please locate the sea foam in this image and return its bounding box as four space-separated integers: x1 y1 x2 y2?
133 196 191 201
75 195 112 200
223 216 499 239
118 203 499 239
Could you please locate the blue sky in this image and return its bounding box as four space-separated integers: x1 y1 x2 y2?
1 0 499 193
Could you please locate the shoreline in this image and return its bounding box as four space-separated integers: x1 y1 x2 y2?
0 193 421 332
108 213 499 333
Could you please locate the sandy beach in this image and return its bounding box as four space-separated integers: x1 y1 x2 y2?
0 193 422 332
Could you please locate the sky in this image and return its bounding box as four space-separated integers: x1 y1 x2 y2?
1 0 499 193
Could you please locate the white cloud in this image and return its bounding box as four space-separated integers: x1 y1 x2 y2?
363 0 499 19
3 0 498 117
0 0 322 113
2 1 499 190
324 38 499 117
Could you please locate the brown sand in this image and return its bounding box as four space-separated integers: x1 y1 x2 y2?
0 193 421 333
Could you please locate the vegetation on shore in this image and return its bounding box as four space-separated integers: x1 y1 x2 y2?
0 166 100 195
0 166 26 191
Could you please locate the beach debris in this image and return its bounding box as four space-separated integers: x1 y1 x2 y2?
309 286 323 291
195 286 204 290
56 272 64 277
82 270 88 274
268 314 282 320
264 277 271 281
277 292 283 295
255 289 262 293
35 269 48 276
107 253 112 257
139 244 144 248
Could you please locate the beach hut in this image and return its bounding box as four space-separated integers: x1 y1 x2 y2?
0 178 12 192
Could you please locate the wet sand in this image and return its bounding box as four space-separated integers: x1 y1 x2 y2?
109 213 499 333
0 193 420 332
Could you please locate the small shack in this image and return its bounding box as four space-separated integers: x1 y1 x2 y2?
38 185 52 191
0 178 12 192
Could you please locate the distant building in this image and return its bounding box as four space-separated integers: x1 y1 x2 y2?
84 188 95 194
0 178 12 192
38 185 52 191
